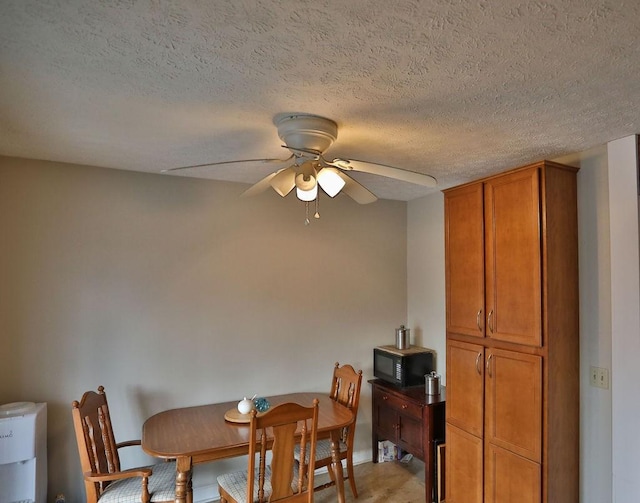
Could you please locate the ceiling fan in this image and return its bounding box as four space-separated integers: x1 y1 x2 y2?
162 113 437 223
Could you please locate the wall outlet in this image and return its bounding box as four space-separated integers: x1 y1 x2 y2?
590 366 610 389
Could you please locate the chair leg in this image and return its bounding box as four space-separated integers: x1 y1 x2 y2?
327 465 336 483
346 456 358 498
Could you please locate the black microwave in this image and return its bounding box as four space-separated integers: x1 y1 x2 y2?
373 345 435 387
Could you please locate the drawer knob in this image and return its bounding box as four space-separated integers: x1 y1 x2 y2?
402 404 408 409
382 395 388 400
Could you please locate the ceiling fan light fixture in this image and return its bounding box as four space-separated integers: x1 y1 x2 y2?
295 172 316 191
317 167 346 197
294 161 318 193
296 184 318 202
270 167 296 197
271 183 292 197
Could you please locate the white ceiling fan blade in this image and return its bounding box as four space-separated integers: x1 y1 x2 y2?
331 158 437 187
270 166 296 197
161 154 294 173
336 171 377 204
241 170 282 198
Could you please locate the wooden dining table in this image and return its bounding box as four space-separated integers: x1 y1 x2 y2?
142 392 355 503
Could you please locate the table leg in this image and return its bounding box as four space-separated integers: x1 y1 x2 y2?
175 456 193 503
330 431 346 503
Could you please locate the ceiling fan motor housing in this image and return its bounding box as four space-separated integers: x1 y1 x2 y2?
276 114 338 154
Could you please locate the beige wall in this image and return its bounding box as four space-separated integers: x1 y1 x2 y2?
2 149 628 502
551 145 620 502
407 191 446 374
0 156 408 500
574 146 613 502
607 136 640 501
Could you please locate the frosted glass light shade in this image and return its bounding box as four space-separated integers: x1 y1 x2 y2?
296 184 318 201
317 168 346 197
270 168 296 197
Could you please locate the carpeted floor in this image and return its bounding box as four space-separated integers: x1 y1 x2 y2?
313 459 429 503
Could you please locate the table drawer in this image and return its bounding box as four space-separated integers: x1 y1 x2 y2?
373 388 422 420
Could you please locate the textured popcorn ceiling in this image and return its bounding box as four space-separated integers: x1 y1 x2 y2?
1 0 639 200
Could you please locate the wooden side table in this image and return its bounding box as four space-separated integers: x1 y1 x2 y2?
370 379 445 503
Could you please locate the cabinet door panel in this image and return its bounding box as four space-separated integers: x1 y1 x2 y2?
484 168 542 346
485 444 541 503
375 399 398 442
445 183 485 337
446 340 484 437
398 415 423 458
446 424 483 503
485 349 542 462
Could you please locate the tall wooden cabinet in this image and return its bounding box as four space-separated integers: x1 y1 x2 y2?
444 161 579 503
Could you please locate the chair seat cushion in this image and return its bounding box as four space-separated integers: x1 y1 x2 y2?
294 439 347 464
98 461 176 503
217 464 302 503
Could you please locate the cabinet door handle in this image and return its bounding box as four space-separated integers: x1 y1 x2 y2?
476 308 483 332
488 309 494 333
486 353 493 377
475 352 482 375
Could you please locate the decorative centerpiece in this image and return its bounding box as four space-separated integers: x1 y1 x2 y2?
225 394 269 423
237 396 255 414
254 397 270 412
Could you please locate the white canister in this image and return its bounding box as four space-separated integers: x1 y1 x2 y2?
237 397 254 415
425 371 441 395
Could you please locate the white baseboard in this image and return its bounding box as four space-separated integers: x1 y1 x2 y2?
193 482 218 503
350 448 372 466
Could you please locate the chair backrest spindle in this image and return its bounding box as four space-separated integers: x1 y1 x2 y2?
245 400 319 503
73 386 123 499
71 386 174 503
329 363 362 442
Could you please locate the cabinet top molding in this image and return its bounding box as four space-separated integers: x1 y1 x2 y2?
442 160 579 194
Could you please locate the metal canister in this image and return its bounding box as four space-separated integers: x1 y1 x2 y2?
395 325 410 349
425 371 441 395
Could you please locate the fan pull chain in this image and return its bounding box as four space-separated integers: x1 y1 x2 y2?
304 201 310 226
314 192 320 219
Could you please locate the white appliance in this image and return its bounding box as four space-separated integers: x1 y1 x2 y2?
0 402 47 503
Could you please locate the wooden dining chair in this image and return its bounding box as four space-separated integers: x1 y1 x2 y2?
296 362 363 499
217 399 320 503
71 386 176 503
